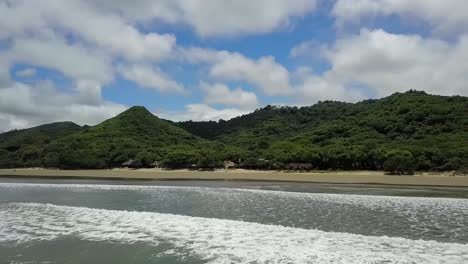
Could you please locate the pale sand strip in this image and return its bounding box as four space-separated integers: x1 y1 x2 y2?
0 169 467 187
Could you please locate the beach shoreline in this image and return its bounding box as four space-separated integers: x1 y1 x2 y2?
0 168 467 187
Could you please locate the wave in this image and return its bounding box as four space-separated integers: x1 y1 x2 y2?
1 202 467 264
1 181 468 203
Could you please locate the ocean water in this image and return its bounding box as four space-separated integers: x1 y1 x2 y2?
0 180 467 263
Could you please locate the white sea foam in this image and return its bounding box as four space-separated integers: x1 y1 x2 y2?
1 181 467 204
1 182 467 246
0 202 467 264
1 182 468 217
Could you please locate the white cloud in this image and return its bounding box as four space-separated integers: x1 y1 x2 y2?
15 68 36 77
0 0 176 62
210 55 292 96
200 82 258 109
0 81 127 132
178 0 316 36
332 0 468 35
0 0 182 130
157 104 248 122
290 40 323 58
182 48 293 95
0 56 11 87
90 0 317 37
8 34 113 84
3 0 467 131
119 64 185 93
298 29 468 100
75 80 104 106
296 75 366 103
2 0 305 131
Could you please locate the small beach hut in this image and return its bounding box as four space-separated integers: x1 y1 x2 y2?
224 160 237 169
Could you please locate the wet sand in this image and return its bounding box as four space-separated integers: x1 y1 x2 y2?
0 168 467 187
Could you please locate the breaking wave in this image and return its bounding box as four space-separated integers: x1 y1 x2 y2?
1 202 467 264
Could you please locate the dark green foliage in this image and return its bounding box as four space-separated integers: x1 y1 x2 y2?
162 147 197 169
135 151 159 168
196 150 224 169
0 122 83 168
1 91 467 172
42 106 204 169
179 90 468 172
458 160 468 174
383 150 415 175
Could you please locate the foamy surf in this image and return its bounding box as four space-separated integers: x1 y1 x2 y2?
0 203 467 264
1 182 468 244
1 182 468 209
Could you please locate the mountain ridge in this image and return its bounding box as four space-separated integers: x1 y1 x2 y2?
1 91 467 172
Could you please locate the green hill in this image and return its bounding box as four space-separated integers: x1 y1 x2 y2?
178 91 468 172
42 106 206 169
1 91 467 173
0 122 84 168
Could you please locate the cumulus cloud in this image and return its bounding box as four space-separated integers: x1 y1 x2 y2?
157 104 249 122
200 82 258 109
0 0 315 130
2 0 467 130
119 64 185 93
0 81 127 132
294 29 468 103
321 29 468 97
0 0 179 129
182 48 293 95
296 75 367 103
289 40 324 58
0 0 176 61
332 0 468 35
7 34 113 84
90 0 317 37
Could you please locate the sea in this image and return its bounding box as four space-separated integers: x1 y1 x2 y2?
0 179 467 263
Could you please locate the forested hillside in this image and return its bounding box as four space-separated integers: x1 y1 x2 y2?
1 91 467 173
41 106 207 169
178 91 468 173
0 122 84 168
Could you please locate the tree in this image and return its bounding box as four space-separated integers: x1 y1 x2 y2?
196 150 223 169
1 91 467 172
162 149 195 169
384 150 415 175
135 150 159 168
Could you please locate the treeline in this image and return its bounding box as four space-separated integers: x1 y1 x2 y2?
4 138 464 175
1 91 467 175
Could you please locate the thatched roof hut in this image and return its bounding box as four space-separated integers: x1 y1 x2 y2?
224 160 237 169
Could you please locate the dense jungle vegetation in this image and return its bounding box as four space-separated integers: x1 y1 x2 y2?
1 91 467 174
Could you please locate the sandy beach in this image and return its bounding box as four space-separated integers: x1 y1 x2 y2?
0 168 467 187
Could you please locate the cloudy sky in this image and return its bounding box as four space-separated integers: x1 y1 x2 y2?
1 0 468 131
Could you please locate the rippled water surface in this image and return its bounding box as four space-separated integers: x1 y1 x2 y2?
0 179 467 263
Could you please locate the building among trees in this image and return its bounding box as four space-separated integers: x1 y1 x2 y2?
224 160 237 169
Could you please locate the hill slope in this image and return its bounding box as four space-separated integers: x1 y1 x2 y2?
179 91 467 144
0 122 83 168
178 91 468 171
0 91 467 172
42 106 205 169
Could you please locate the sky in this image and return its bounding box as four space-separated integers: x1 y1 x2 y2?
1 0 468 131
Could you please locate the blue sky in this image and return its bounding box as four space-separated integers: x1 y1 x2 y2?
102 13 337 111
1 0 467 131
